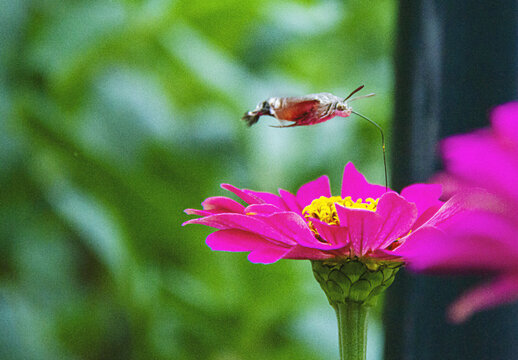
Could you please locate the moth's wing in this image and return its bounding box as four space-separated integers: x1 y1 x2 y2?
273 99 320 123
269 119 298 128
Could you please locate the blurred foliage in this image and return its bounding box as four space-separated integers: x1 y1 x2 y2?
0 0 396 359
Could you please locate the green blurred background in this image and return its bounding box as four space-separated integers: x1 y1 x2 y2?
0 0 396 359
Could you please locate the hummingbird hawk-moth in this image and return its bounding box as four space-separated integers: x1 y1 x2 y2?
242 85 374 127
242 85 388 190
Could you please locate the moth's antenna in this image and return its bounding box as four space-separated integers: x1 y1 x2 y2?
348 93 376 103
351 110 388 192
344 85 365 101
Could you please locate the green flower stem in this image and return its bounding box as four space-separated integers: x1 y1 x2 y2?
334 301 368 360
311 260 400 360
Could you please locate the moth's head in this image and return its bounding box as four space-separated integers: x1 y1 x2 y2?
335 102 353 117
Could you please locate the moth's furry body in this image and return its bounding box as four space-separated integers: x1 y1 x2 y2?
242 93 353 127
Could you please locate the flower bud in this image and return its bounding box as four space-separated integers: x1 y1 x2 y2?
311 259 401 306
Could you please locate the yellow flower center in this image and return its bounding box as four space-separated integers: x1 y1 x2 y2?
303 196 404 268
302 196 378 233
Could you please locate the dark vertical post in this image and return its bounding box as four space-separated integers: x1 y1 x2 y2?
385 1 518 359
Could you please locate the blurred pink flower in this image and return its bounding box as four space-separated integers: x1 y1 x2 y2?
183 163 462 266
395 102 518 323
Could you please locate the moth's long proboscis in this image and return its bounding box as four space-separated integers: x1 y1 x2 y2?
351 110 388 192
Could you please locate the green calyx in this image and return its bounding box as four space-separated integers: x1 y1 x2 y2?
311 259 401 307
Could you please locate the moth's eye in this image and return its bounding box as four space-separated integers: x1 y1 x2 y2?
337 104 346 111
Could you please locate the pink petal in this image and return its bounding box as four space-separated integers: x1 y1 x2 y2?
202 196 245 214
411 204 442 230
283 245 336 260
184 209 213 216
341 162 389 200
368 249 402 261
491 102 518 146
400 183 442 219
394 221 518 273
183 213 296 245
335 204 382 256
442 132 518 202
448 273 518 323
390 226 448 268
279 189 302 213
206 229 274 252
257 212 326 249
431 172 469 198
369 192 417 250
420 193 467 229
244 204 282 215
310 218 351 249
243 189 287 209
247 246 292 264
206 229 292 264
444 210 518 253
296 175 331 209
221 184 264 205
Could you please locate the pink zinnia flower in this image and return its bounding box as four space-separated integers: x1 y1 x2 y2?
183 163 461 266
395 102 518 323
